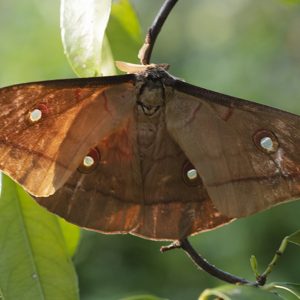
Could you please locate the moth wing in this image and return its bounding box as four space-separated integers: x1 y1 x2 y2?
0 75 137 197
166 80 300 217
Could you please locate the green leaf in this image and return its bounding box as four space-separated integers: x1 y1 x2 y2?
58 217 81 257
0 175 79 300
271 283 300 299
60 0 112 77
287 230 300 246
106 0 142 64
199 285 283 300
120 295 167 300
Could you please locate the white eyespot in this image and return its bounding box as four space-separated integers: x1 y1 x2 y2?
78 148 100 173
260 136 274 151
187 169 198 180
253 129 279 154
83 155 95 167
182 161 201 187
29 109 42 122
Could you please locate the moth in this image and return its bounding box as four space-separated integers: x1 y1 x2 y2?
0 62 299 241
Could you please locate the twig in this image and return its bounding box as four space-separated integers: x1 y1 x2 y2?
161 238 257 286
257 235 289 285
138 0 178 65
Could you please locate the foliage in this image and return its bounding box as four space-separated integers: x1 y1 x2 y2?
199 280 300 300
0 176 79 299
199 285 283 300
61 0 114 77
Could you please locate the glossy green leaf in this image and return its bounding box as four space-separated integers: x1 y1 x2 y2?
61 0 112 77
199 285 283 300
0 175 79 300
120 295 167 300
106 0 142 64
287 230 300 246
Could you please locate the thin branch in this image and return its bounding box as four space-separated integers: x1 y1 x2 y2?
138 0 178 65
161 238 258 286
257 235 289 285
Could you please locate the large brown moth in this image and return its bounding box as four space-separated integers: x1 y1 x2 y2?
0 60 299 241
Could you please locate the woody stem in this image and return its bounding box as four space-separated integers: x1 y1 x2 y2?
161 238 258 286
138 0 178 65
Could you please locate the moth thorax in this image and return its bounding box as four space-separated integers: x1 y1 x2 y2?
138 80 165 108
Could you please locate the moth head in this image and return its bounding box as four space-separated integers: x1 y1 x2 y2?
136 79 165 117
141 80 164 104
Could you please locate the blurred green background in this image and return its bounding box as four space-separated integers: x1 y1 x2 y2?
0 0 299 299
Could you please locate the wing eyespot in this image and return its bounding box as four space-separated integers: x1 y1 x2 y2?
182 160 202 187
78 147 101 173
253 129 279 154
29 109 42 122
28 103 49 123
